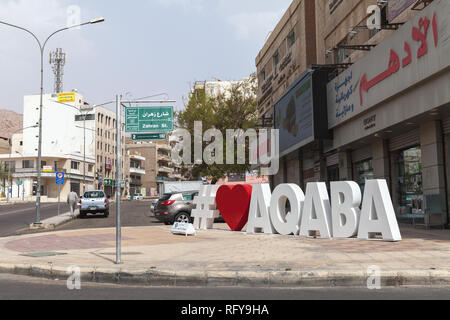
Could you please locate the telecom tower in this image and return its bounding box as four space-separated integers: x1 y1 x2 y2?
49 48 66 93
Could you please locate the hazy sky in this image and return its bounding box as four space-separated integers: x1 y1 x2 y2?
0 0 292 114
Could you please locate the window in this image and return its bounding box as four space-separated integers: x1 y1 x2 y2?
260 68 266 82
287 30 295 48
71 161 80 170
88 164 94 173
273 51 279 73
22 160 34 169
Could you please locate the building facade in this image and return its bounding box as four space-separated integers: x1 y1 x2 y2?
259 0 450 228
0 92 96 201
255 0 317 125
94 106 128 198
323 0 450 227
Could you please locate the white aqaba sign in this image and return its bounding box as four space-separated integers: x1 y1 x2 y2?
247 180 402 242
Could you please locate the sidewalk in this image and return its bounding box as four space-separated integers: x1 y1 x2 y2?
0 224 449 288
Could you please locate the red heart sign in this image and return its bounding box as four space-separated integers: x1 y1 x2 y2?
216 184 253 232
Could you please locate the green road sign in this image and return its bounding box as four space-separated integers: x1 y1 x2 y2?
131 133 167 141
126 106 174 133
17 180 23 186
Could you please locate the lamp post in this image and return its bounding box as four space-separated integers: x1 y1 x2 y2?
0 17 104 225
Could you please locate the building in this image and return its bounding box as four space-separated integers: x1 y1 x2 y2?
321 0 450 227
256 0 333 190
0 92 96 201
260 0 449 228
0 92 129 201
126 137 184 198
255 0 317 125
94 106 127 198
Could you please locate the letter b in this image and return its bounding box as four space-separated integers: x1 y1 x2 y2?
331 182 361 238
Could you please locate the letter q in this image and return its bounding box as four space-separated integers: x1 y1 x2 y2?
270 184 304 236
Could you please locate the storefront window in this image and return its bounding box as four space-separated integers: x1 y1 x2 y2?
395 147 423 217
355 159 374 194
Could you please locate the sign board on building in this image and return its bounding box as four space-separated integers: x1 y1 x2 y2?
126 107 174 133
57 92 76 103
43 166 53 172
275 70 330 157
327 0 450 129
131 133 167 141
388 0 416 22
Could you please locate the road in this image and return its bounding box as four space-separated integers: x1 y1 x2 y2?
0 200 160 237
0 274 448 300
57 200 160 231
0 202 70 237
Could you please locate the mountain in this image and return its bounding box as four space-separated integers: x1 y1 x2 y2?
0 109 23 139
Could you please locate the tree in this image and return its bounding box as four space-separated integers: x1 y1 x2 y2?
177 75 259 183
0 162 7 198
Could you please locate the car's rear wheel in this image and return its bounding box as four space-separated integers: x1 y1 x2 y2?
80 212 87 219
174 212 191 224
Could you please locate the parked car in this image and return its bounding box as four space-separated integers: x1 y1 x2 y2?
133 194 144 201
154 191 199 225
78 190 110 218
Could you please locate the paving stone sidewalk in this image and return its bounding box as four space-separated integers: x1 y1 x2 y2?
0 224 449 287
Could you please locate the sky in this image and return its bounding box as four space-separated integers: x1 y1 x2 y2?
0 0 292 114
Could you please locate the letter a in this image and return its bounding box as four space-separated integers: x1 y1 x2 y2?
299 183 332 239
358 180 402 242
247 184 276 234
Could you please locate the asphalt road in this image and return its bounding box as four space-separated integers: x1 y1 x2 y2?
0 274 449 300
56 200 160 231
0 202 70 237
0 200 160 237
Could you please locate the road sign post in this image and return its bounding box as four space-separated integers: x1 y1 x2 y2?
56 172 65 216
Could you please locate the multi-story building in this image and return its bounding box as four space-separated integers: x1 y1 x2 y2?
255 0 317 125
255 0 331 190
259 0 450 227
0 92 130 201
0 92 96 201
126 137 183 198
319 0 450 227
94 106 127 198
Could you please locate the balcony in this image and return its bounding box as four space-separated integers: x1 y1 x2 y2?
130 167 146 175
157 154 171 162
158 166 172 174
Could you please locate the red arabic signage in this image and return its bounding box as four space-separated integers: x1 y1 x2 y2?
327 0 450 129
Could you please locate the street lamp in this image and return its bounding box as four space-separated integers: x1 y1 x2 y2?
0 17 105 225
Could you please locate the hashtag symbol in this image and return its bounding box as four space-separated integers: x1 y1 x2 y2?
191 185 220 230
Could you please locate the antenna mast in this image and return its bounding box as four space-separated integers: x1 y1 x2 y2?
49 48 66 93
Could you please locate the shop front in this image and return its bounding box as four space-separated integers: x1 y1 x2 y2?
326 0 450 227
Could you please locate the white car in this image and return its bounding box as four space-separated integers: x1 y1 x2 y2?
133 194 144 201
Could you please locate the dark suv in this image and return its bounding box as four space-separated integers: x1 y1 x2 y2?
154 191 199 225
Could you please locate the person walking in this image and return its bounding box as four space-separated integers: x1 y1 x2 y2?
67 191 79 216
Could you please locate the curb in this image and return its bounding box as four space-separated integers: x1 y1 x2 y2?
29 210 79 230
0 262 449 288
